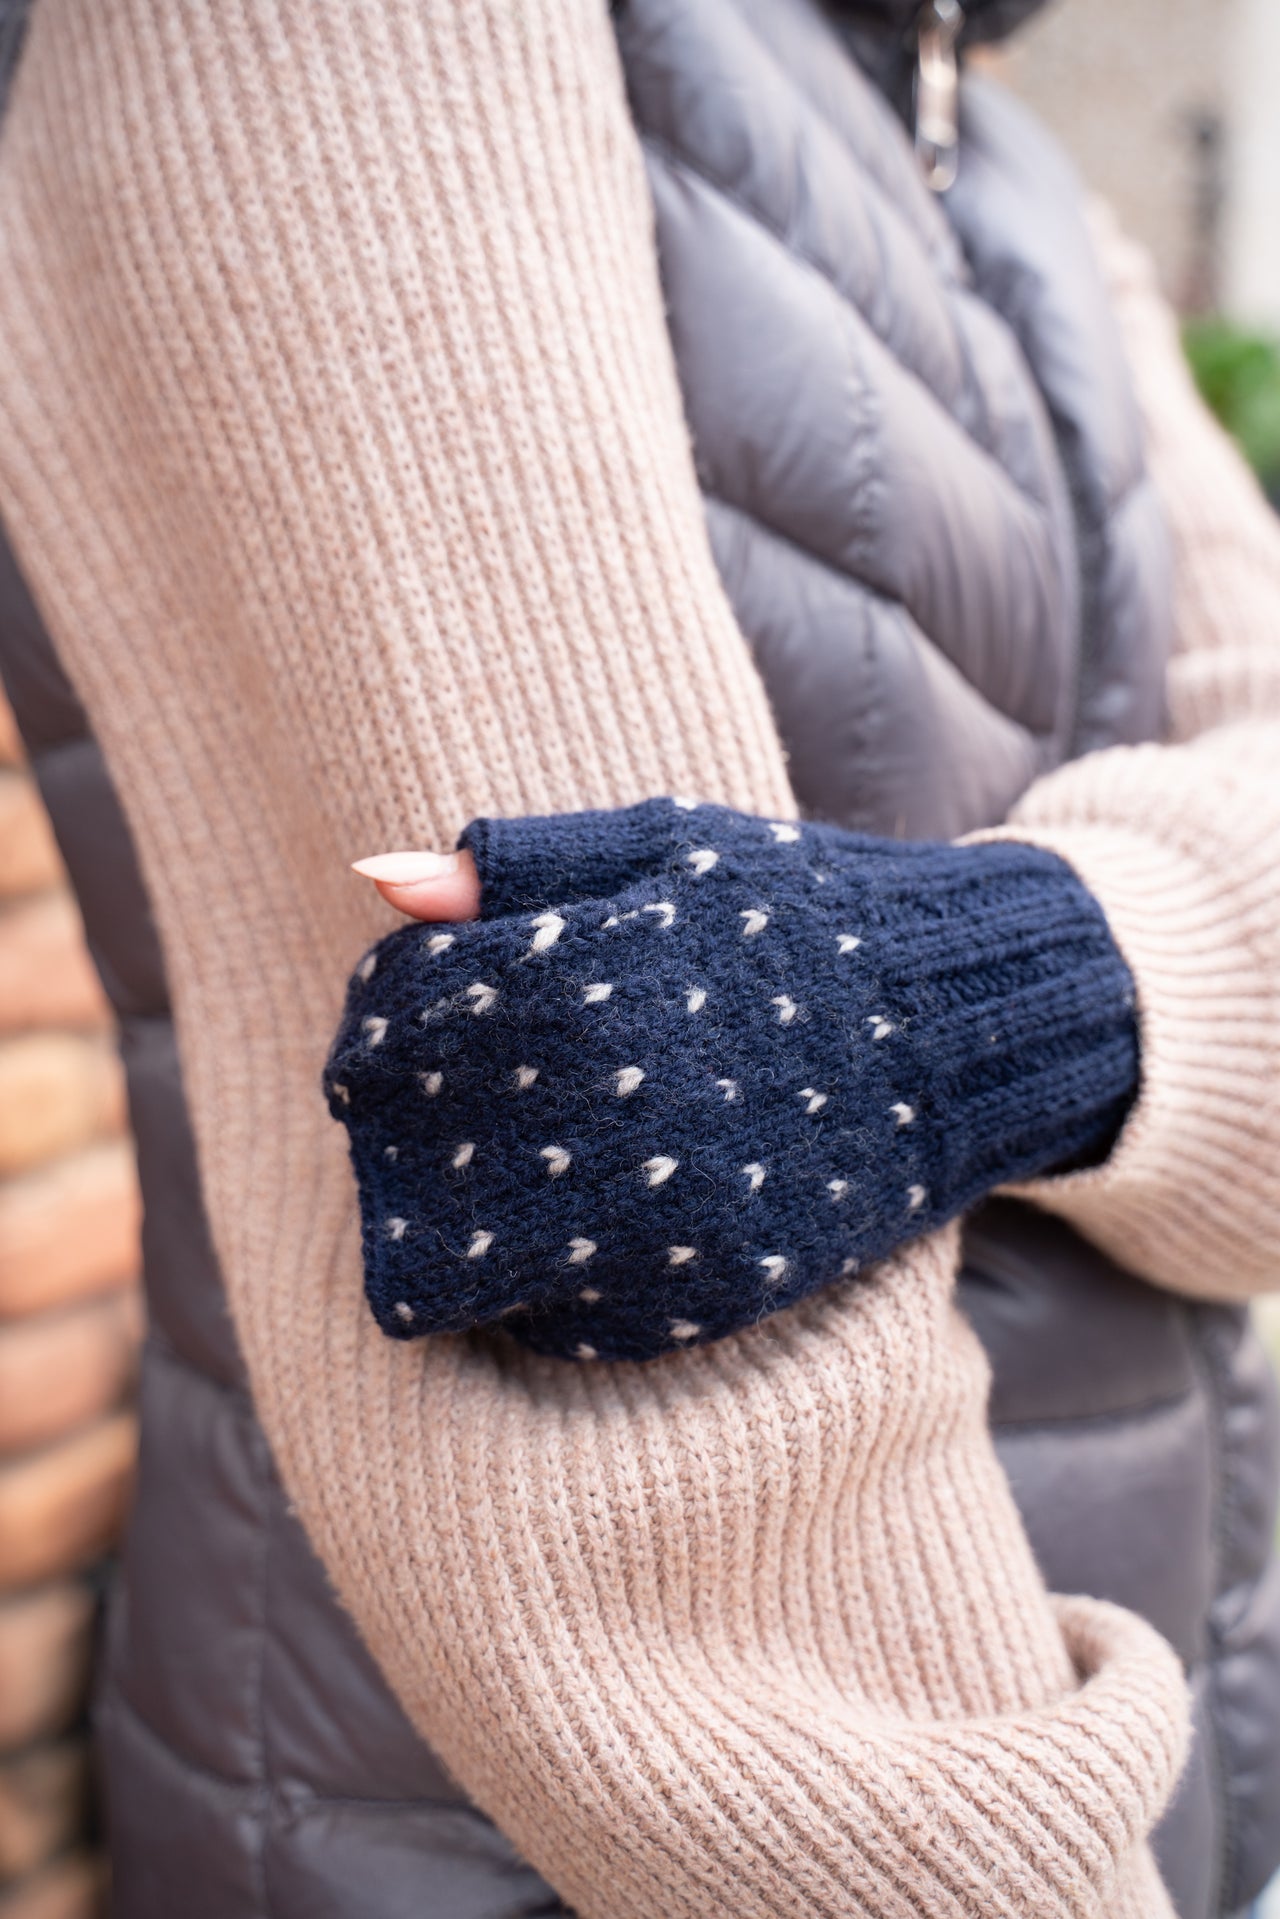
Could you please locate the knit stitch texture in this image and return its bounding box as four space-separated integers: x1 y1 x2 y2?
328 800 1137 1359
4 5 1273 1912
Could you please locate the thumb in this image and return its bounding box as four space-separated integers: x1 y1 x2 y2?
351 849 482 922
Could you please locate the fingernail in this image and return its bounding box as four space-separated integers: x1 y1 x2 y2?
351 851 460 885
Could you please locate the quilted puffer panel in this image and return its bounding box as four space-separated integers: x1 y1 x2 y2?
705 500 1055 835
98 1682 267 1919
960 1200 1200 1427
122 1017 247 1390
624 0 1080 838
627 0 963 273
619 0 1172 845
946 75 1173 749
1202 1311 1280 1622
1214 1556 1280 1912
1197 1311 1280 1912
260 1804 568 1919
1154 1669 1219 1919
649 154 1072 731
995 1373 1214 1663
111 1349 272 1783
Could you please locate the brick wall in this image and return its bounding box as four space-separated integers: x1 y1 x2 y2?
0 689 142 1919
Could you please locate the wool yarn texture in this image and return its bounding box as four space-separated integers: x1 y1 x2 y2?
329 799 1138 1360
3 3 1278 1912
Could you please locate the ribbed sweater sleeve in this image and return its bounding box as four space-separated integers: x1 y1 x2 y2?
995 211 1280 1301
0 9 1184 1915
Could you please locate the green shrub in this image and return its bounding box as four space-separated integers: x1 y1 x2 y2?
1184 319 1280 495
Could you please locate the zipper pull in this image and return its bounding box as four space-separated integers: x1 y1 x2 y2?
915 0 963 192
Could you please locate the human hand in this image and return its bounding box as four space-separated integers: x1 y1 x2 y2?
331 799 1136 1361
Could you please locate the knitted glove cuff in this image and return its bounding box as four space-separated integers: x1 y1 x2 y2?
327 800 1138 1359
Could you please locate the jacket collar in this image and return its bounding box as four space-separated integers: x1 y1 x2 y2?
827 0 1051 48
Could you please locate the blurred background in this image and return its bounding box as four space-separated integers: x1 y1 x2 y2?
1 2 1279 1915
1001 0 1280 502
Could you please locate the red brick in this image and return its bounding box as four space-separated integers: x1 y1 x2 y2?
0 1588 94 1754
0 1296 142 1457
0 898 108 1036
0 1146 139 1321
0 1853 103 1919
0 782 61 901
0 703 23 773
0 1415 137 1594
0 1744 88 1884
0 1040 125 1180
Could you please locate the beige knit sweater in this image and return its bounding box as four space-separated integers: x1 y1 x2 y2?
0 5 1275 1914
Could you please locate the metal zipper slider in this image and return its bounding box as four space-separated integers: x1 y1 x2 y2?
915 0 963 192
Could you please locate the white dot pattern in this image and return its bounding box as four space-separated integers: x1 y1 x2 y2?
528 912 566 954
332 802 983 1365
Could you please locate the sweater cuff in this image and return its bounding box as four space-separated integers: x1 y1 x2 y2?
990 822 1280 1298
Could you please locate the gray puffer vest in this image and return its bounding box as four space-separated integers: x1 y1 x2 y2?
1 1 1279 1915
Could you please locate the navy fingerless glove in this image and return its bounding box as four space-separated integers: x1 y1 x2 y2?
325 799 1138 1361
